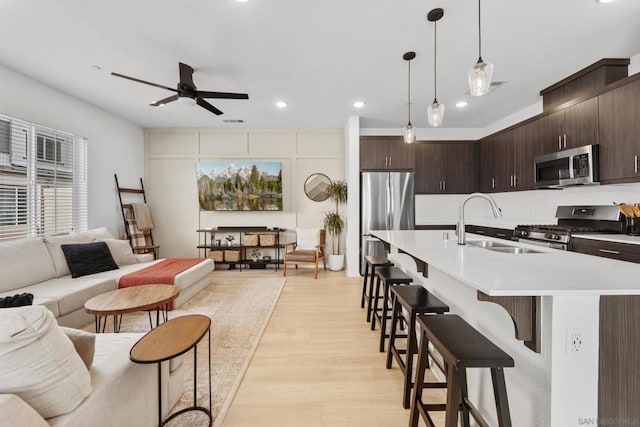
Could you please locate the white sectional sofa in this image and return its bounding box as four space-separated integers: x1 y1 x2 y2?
0 306 185 427
0 227 214 328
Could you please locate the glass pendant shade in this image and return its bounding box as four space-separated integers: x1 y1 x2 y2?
468 57 494 96
427 100 445 127
403 122 416 144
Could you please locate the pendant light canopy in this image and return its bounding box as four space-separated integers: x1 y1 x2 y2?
402 51 416 144
468 0 494 96
427 8 445 128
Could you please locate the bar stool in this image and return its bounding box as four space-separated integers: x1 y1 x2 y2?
361 255 393 322
410 314 515 427
386 285 449 409
371 266 412 352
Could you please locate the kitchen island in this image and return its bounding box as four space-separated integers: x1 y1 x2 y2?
372 229 640 427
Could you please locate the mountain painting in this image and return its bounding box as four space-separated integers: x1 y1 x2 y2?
196 161 283 211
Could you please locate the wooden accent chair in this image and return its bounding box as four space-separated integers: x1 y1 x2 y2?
283 228 326 279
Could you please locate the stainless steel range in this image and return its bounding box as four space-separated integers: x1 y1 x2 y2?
514 205 624 250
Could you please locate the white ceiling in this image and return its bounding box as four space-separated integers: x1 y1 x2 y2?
1 0 639 130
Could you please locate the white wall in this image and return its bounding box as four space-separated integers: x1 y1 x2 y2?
0 64 144 237
145 128 344 258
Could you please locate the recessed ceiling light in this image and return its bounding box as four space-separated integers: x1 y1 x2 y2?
353 101 365 108
235 0 248 2
596 0 614 3
276 101 288 108
90 65 102 71
456 101 469 108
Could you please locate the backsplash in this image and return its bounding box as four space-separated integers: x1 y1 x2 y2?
416 182 640 225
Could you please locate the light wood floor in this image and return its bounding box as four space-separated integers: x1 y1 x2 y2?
221 268 443 427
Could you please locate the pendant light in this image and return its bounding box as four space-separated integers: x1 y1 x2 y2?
427 8 445 127
402 51 417 144
468 0 494 96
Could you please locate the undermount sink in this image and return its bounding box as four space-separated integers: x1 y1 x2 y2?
466 240 513 248
467 240 542 254
485 246 542 254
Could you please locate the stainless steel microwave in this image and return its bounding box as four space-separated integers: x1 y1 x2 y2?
534 144 599 188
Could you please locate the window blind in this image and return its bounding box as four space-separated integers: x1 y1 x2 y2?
0 113 87 241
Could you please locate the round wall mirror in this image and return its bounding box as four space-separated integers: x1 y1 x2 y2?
304 173 331 202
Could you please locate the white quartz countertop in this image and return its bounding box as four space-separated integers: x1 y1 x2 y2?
371 229 640 297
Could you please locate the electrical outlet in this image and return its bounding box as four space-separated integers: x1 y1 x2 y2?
567 329 583 356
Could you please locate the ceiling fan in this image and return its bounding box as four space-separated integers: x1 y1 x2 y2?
111 62 249 115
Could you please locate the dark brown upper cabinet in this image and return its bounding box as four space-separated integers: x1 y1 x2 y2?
538 97 599 155
479 121 539 193
415 142 477 194
479 136 498 193
360 136 414 171
598 77 640 184
512 121 540 190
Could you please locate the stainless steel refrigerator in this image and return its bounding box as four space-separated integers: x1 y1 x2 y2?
360 172 415 274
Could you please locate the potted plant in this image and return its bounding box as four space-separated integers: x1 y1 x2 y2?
323 179 347 271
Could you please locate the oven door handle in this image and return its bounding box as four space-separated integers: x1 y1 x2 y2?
517 238 567 250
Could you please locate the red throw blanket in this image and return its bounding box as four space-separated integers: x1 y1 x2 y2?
118 258 203 309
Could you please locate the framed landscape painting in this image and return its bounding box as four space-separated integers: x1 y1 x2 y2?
196 161 283 211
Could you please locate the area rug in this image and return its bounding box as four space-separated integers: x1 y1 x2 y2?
83 276 286 427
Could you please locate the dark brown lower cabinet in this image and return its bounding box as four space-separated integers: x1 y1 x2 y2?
465 225 515 241
599 296 640 423
569 238 640 263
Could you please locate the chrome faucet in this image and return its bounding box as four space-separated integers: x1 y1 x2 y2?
457 193 503 245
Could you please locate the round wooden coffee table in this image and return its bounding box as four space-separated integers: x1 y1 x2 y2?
84 284 180 333
130 314 212 427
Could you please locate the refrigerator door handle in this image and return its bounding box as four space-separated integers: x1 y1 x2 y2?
387 174 392 229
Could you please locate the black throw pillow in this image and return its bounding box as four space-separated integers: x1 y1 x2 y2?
0 293 34 308
61 242 119 278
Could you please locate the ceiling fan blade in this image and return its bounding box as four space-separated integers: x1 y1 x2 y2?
150 95 179 106
111 72 177 92
196 91 249 100
196 98 223 115
179 62 195 89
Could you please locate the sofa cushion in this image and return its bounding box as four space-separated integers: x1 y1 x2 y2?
16 277 115 316
0 293 34 308
0 238 56 293
0 394 49 427
61 242 119 278
0 306 92 419
60 327 95 369
44 233 94 278
97 239 137 267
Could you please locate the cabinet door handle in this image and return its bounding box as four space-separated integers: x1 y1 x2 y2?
491 178 496 189
563 134 567 148
389 156 391 167
635 155 638 174
497 233 507 237
558 135 562 150
514 174 517 187
598 248 620 255
443 180 446 191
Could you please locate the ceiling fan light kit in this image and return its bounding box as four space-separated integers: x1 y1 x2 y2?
111 62 248 116
468 0 494 96
427 8 445 128
402 51 416 144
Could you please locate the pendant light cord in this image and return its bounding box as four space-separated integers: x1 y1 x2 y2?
407 59 411 122
433 21 438 101
478 0 482 59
